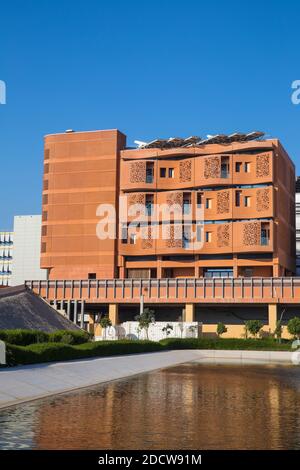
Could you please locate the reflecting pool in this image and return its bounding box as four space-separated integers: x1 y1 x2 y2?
1 363 300 449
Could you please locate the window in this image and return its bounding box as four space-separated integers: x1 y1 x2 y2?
160 168 166 178
88 273 96 280
196 225 202 242
205 231 212 243
146 162 154 183
145 195 154 216
168 168 174 178
183 226 191 248
261 223 270 246
206 198 212 209
204 268 233 278
197 193 203 206
235 162 242 172
244 162 251 173
221 156 230 178
244 196 251 207
235 190 241 207
183 194 191 214
121 225 128 244
130 233 137 245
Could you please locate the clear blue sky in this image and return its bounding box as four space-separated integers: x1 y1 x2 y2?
1 0 300 229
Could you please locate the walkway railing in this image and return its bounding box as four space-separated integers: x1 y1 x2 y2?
25 277 300 304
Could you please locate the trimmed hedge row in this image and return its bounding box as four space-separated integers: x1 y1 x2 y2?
160 337 291 351
5 337 292 366
0 329 90 346
6 340 164 366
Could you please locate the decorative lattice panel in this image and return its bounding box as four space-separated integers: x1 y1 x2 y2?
217 191 230 214
243 222 261 246
256 153 270 178
217 224 230 248
141 226 153 249
166 225 183 248
256 188 270 212
204 156 221 179
129 161 146 183
166 191 183 206
179 160 192 182
128 193 145 206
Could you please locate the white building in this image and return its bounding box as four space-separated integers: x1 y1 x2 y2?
10 215 47 286
0 231 13 286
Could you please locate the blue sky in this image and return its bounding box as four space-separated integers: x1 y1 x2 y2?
0 0 300 229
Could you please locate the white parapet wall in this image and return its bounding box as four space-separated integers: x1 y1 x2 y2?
95 321 201 341
0 340 6 365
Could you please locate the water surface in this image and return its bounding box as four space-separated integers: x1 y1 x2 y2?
1 363 300 449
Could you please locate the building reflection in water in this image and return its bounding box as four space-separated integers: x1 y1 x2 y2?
1 364 300 449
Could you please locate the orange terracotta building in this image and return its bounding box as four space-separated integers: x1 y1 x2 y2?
34 129 298 337
41 129 295 281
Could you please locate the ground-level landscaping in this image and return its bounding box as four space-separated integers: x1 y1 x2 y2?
0 329 295 366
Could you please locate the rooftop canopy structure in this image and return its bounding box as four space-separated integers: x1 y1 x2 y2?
134 131 265 149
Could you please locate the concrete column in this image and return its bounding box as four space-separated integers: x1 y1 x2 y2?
233 254 238 277
109 304 119 325
74 300 78 325
80 300 85 329
67 300 71 320
185 303 195 322
119 266 125 279
273 264 280 277
194 265 200 278
157 257 162 279
268 304 278 332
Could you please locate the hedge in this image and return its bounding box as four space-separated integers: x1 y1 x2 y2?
160 337 291 351
6 340 164 366
5 337 292 366
0 329 90 346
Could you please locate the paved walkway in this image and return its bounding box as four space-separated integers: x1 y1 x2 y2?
0 349 293 410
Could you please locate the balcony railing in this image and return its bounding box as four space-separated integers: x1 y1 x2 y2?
26 277 300 304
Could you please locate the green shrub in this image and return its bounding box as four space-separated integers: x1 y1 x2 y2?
216 322 227 337
0 329 90 346
287 317 300 339
0 329 48 346
160 337 291 351
48 330 90 345
245 320 263 338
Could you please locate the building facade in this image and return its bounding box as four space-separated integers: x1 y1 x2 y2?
33 129 298 337
11 215 48 286
41 129 295 281
296 177 300 276
0 231 13 286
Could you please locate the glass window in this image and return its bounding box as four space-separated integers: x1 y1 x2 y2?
235 190 241 207
206 198 212 209
235 162 242 172
160 168 166 178
244 162 251 173
205 231 212 243
168 168 174 178
244 196 251 207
